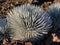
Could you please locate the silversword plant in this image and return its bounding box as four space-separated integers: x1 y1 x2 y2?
7 4 52 42
49 3 60 32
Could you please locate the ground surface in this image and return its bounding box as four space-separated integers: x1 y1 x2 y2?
0 0 60 18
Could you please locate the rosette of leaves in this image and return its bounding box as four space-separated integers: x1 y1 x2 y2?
0 18 7 39
0 18 10 44
49 3 60 32
7 4 52 42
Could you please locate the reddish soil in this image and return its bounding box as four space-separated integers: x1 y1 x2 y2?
0 0 60 18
